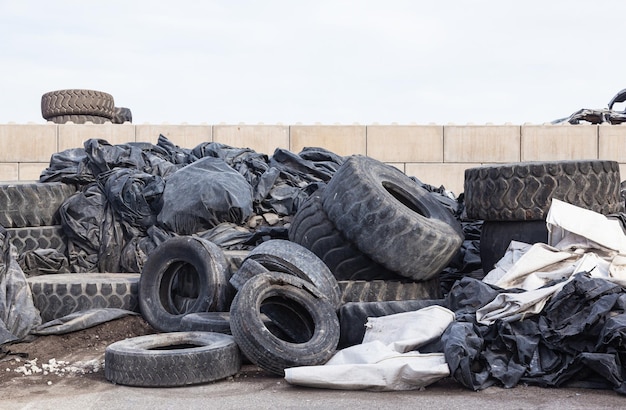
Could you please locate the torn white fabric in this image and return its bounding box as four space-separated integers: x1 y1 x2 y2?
284 306 455 391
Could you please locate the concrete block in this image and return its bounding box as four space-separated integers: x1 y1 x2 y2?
135 124 212 149
0 163 19 182
599 124 626 162
444 125 520 163
19 163 49 181
521 124 598 161
0 124 57 162
405 163 475 195
58 122 136 151
213 125 289 155
290 125 366 156
367 125 443 162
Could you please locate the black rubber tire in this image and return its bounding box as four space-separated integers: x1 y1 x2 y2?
234 239 342 310
180 312 232 334
41 89 115 119
0 182 77 228
46 115 112 124
138 236 232 332
464 160 624 221
322 155 464 281
230 273 340 376
27 273 140 323
338 278 442 304
104 332 241 387
6 225 66 255
288 187 404 281
479 220 548 273
338 299 447 348
111 107 132 124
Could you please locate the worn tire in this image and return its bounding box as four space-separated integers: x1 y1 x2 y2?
111 107 132 124
27 273 140 323
139 236 233 332
6 225 66 255
230 273 339 376
104 332 241 387
232 239 341 310
180 312 232 334
338 278 441 304
338 299 447 347
46 115 112 124
0 182 77 228
289 187 404 281
323 155 464 281
41 89 115 119
479 220 548 273
464 160 624 221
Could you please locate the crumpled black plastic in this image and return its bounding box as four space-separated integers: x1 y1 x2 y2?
18 249 70 277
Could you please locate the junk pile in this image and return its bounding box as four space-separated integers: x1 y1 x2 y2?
552 88 626 125
0 134 625 394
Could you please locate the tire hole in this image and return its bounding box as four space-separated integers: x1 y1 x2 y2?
383 182 430 218
260 296 315 344
149 343 203 351
160 261 201 315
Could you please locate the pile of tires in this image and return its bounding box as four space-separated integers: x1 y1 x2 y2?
464 160 624 273
41 89 132 124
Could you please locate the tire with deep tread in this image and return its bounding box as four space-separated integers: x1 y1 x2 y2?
289 187 404 281
338 278 441 304
338 299 447 347
230 273 339 376
27 273 140 322
41 89 115 119
7 225 66 255
104 332 241 387
139 236 233 332
111 107 132 124
464 160 624 221
323 155 464 281
46 114 111 124
0 182 77 228
233 239 342 310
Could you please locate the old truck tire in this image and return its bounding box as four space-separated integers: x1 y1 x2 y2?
139 236 232 332
236 239 341 310
104 332 241 387
6 225 66 255
323 155 464 281
0 182 77 228
46 115 111 124
27 273 140 323
289 187 404 281
41 89 115 119
338 278 442 304
464 160 623 221
230 273 339 376
111 107 132 124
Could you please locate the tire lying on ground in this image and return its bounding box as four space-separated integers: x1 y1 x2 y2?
139 236 232 332
322 155 464 281
104 332 241 387
27 273 140 322
463 160 624 221
288 186 405 281
0 182 77 228
230 239 341 310
41 89 115 119
230 273 340 376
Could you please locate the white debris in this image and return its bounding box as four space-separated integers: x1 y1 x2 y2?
9 357 104 378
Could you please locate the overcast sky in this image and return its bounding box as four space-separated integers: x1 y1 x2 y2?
1 1 625 125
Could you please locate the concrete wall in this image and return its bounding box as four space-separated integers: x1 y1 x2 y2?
2 122 625 194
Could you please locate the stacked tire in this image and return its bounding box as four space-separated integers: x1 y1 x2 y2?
464 160 624 273
41 89 132 124
289 155 465 302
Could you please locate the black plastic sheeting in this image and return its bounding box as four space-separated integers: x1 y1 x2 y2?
442 273 626 395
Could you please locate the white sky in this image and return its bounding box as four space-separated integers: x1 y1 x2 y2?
1 0 625 125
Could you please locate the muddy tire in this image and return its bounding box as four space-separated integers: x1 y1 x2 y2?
27 273 140 322
104 332 241 387
233 239 341 310
464 160 623 221
0 182 77 228
338 278 441 304
46 115 111 124
138 236 233 332
111 107 132 124
323 156 464 281
288 187 403 281
230 273 339 376
6 225 66 255
41 89 115 119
